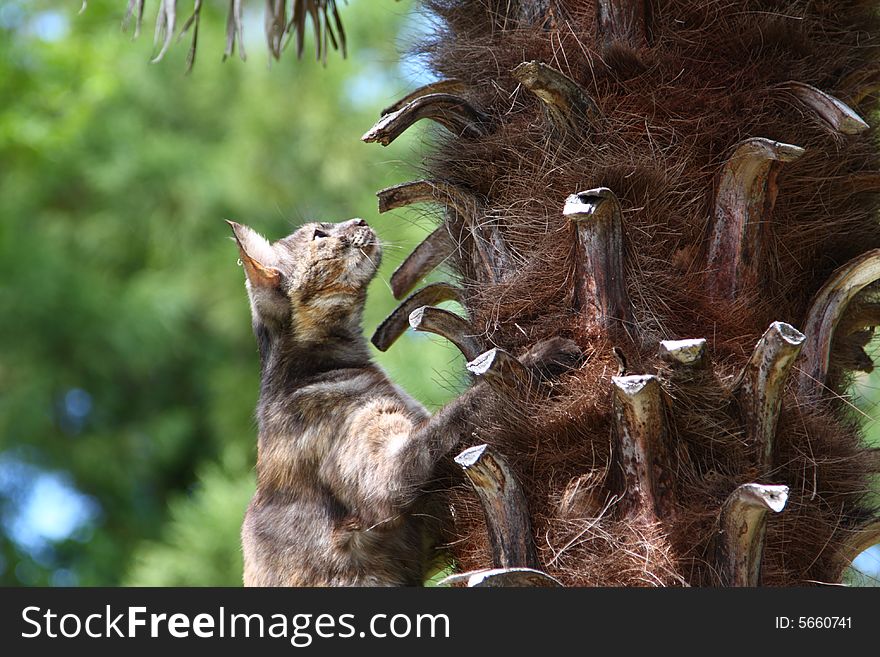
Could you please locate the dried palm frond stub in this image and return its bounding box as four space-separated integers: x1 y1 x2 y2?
512 61 600 133
833 520 880 582
389 227 455 299
381 80 467 116
376 180 479 297
707 138 804 299
371 282 462 351
466 348 532 391
737 322 805 469
778 81 869 136
439 567 562 587
715 484 789 587
454 444 538 569
408 305 484 361
658 339 707 369
798 249 880 397
565 188 634 335
611 374 667 519
377 179 479 218
362 94 490 146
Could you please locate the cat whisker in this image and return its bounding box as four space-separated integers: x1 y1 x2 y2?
373 241 406 250
359 247 394 295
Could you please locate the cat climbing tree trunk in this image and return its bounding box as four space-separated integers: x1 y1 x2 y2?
363 0 880 586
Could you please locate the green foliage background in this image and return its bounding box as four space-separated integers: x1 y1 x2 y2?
0 0 877 587
0 0 464 586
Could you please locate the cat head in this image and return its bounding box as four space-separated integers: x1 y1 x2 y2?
227 219 381 342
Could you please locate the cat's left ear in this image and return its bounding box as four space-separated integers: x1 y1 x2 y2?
226 221 282 288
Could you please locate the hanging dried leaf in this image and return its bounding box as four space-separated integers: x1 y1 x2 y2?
178 0 202 73
285 1 348 63
122 0 146 39
151 0 177 64
112 0 350 68
265 0 287 61
223 0 247 62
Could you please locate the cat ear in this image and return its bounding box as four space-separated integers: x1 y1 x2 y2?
226 220 282 288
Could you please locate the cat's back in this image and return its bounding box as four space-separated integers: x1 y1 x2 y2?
286 364 427 426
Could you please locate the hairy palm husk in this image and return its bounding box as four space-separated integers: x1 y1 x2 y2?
365 0 880 586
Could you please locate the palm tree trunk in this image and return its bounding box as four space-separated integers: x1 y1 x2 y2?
364 0 880 586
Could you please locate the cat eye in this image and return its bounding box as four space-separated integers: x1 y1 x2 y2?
312 228 330 240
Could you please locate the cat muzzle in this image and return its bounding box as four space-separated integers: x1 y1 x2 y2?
349 226 377 250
